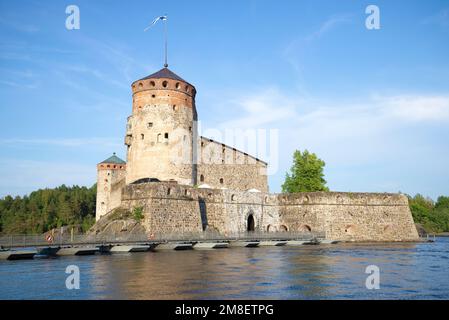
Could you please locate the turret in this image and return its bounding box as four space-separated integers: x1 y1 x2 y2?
125 67 198 185
95 153 126 221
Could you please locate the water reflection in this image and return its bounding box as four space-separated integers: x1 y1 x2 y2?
1 239 448 299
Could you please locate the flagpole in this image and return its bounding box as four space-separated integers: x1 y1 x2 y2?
144 15 168 68
164 16 168 68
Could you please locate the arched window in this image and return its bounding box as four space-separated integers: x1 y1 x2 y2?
162 80 168 88
200 174 204 182
219 178 224 184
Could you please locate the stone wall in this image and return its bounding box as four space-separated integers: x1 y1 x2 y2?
119 182 419 241
121 182 203 235
276 192 419 241
198 137 268 192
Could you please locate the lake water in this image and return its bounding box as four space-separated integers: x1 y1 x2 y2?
1 238 448 299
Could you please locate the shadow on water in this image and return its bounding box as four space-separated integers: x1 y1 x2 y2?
1 238 448 299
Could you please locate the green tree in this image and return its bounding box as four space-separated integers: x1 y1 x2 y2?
408 194 449 233
0 184 97 235
282 149 329 193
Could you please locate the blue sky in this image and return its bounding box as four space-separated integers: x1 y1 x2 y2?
0 0 448 199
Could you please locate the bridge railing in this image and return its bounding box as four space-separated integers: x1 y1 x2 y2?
0 230 325 249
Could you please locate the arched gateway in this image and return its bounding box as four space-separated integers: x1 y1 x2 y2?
247 214 255 232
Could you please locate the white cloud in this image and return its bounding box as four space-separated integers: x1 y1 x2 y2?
219 87 298 128
378 95 449 122
221 89 449 130
212 88 449 172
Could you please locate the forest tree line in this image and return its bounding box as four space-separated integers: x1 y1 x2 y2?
408 194 449 233
0 184 96 235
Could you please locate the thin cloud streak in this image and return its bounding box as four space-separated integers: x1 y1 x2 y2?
283 14 353 76
0 137 122 148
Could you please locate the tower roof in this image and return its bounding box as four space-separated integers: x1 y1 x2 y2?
136 67 193 86
99 153 126 165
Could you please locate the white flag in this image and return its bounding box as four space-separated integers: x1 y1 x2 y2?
144 15 167 32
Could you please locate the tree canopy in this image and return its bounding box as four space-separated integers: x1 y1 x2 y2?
0 184 96 235
408 194 449 233
282 149 329 193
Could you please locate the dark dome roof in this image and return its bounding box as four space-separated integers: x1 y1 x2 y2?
135 67 193 87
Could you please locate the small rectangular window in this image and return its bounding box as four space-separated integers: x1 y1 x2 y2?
164 133 169 139
147 122 153 128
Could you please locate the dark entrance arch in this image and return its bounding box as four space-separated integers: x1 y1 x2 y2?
247 214 255 232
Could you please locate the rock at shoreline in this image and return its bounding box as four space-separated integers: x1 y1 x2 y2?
415 223 428 237
88 207 146 237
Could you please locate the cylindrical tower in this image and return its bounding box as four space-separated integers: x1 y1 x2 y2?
125 67 198 185
95 153 126 221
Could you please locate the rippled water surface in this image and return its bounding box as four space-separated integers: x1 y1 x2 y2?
1 238 448 299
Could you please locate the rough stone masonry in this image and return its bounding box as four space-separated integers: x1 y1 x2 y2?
95 66 419 242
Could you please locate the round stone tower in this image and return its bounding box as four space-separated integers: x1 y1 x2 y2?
96 153 126 221
125 67 198 185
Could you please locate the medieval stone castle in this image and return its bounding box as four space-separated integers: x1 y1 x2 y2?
95 67 419 241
